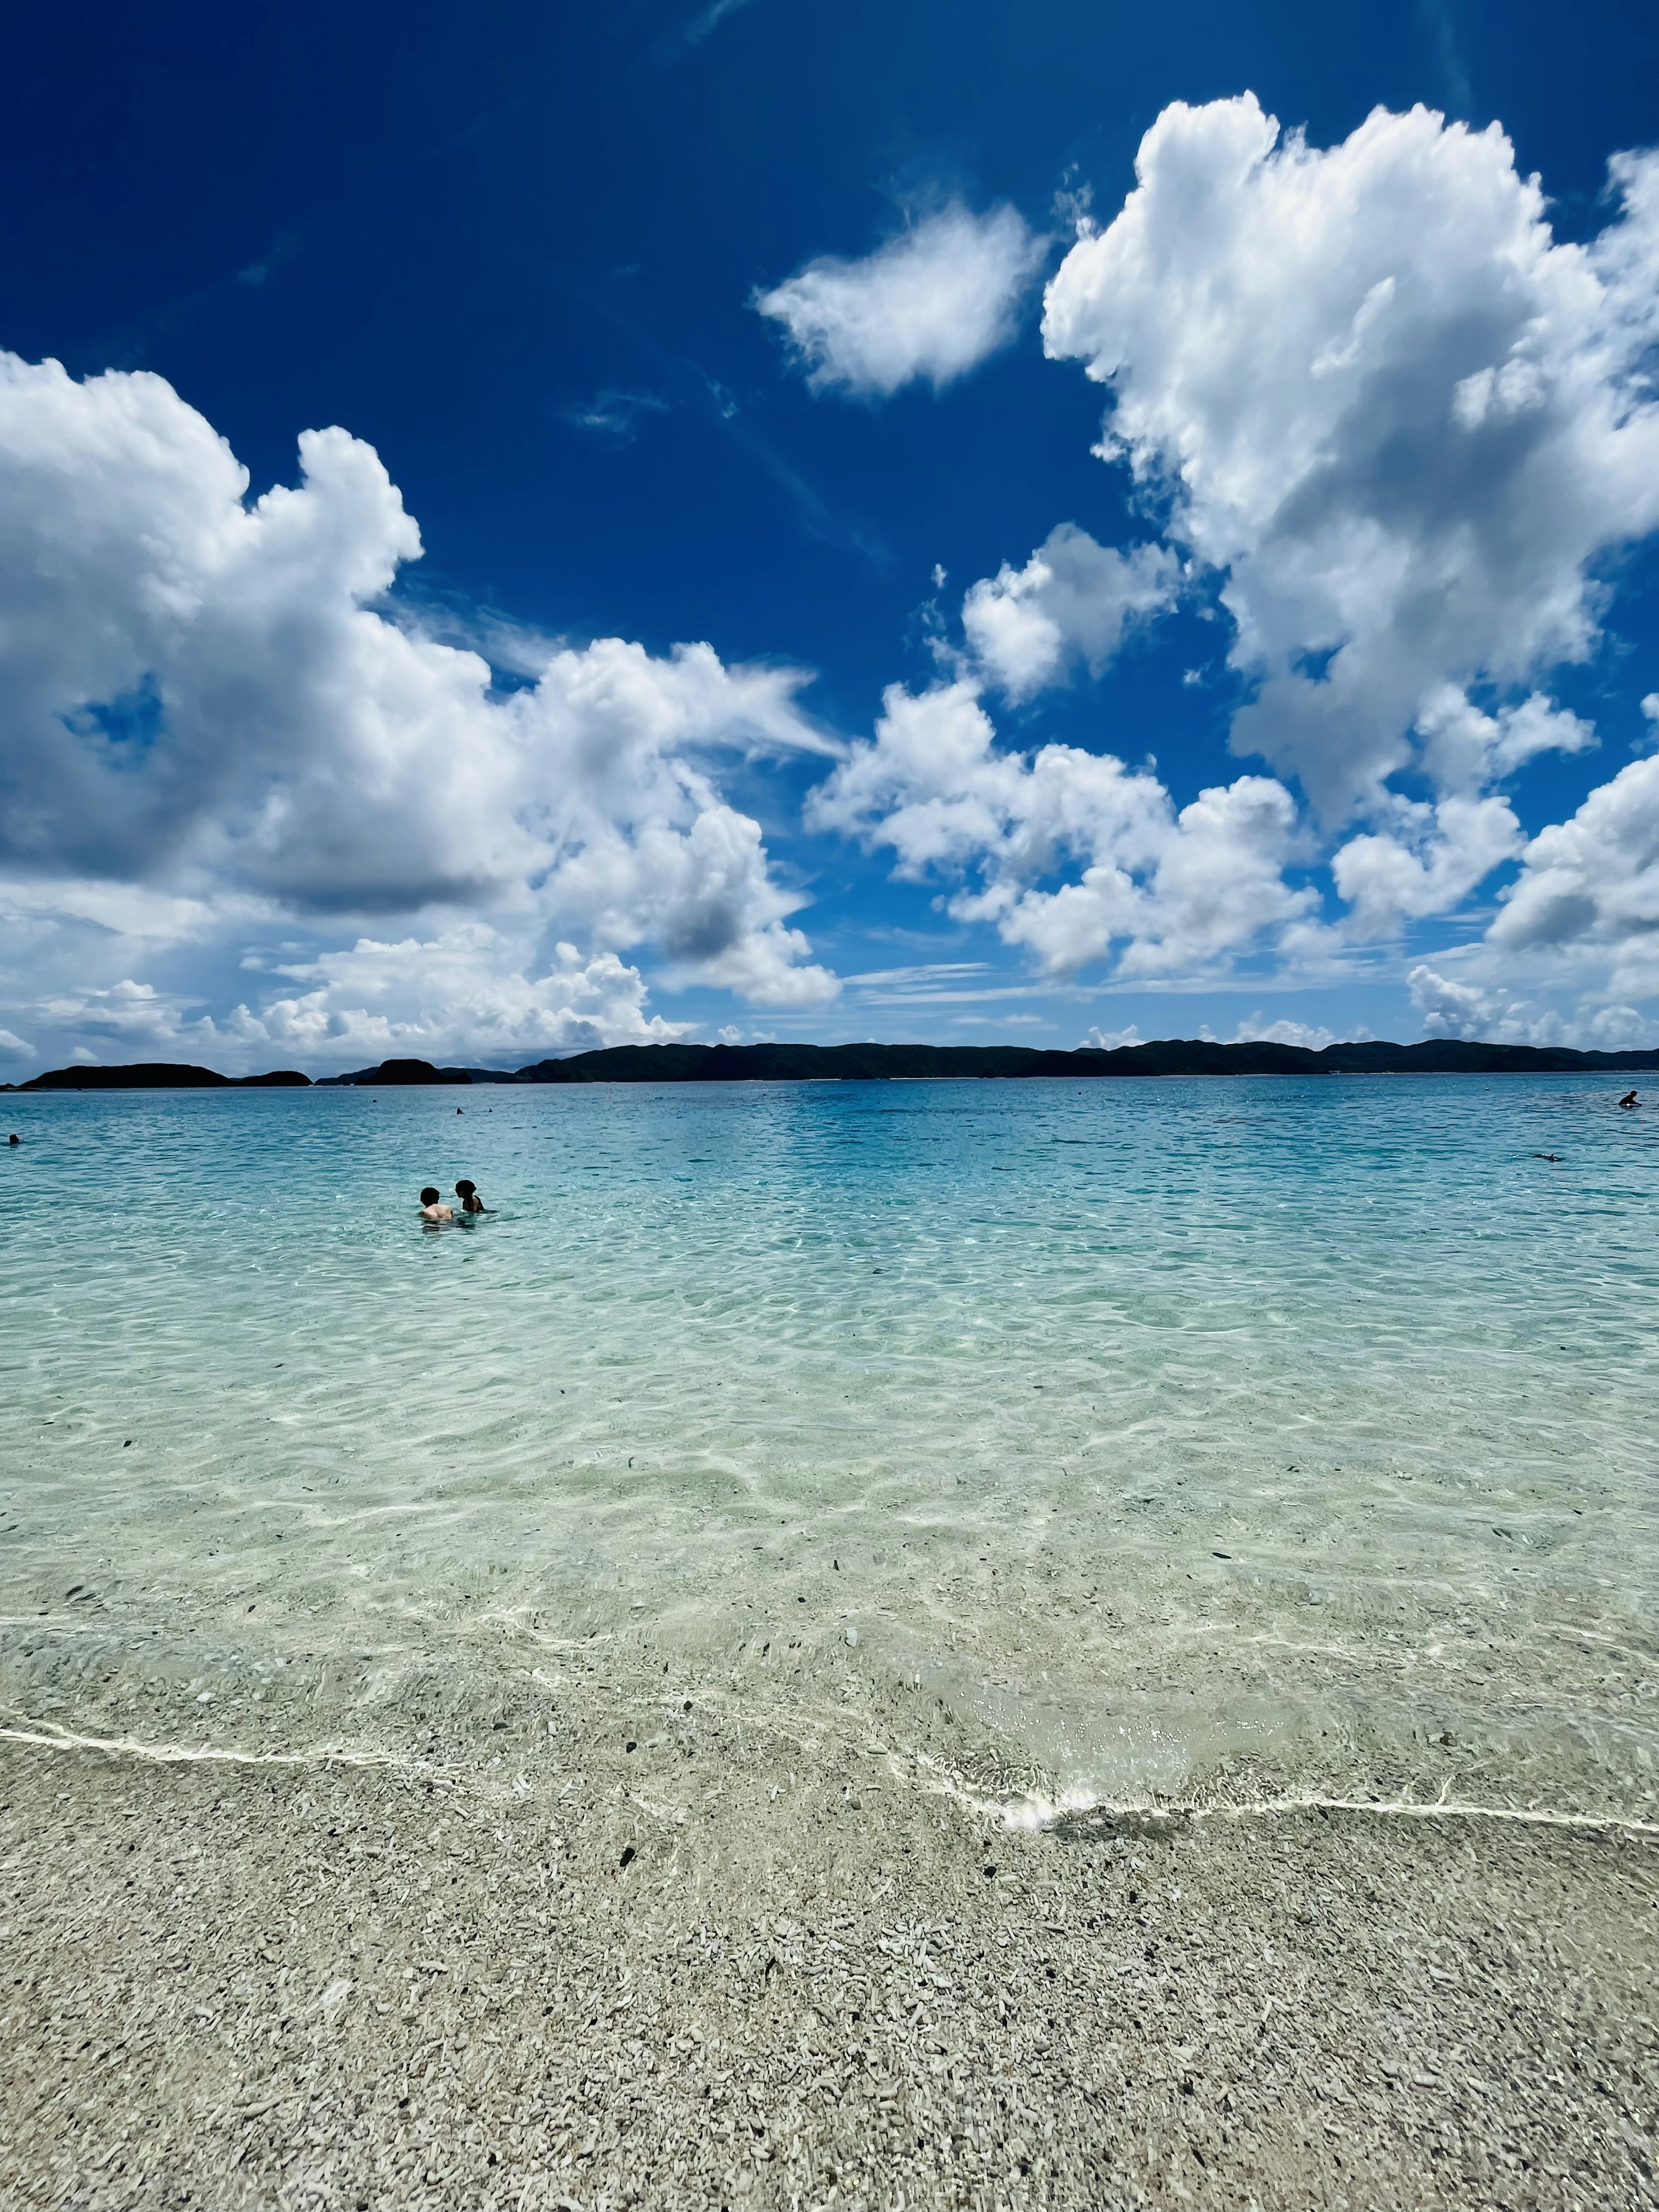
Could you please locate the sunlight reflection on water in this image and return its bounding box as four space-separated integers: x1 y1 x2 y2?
3 1074 1655 1816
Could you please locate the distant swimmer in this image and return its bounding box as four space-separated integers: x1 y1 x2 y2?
1619 1089 1639 1109
7 1133 17 1145
1532 1153 1562 1163
454 1178 493 1214
418 1185 454 1222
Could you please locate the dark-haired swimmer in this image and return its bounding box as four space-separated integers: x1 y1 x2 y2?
419 1185 454 1222
1619 1090 1639 1109
455 1179 492 1214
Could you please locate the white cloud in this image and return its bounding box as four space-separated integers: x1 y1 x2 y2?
832 91 1658 1037
1407 965 1480 1039
1043 95 1659 824
669 0 758 55
33 976 195 1041
1486 753 1659 1005
1414 686 1595 793
827 95 1659 1038
1408 963 1551 1042
0 353 839 1063
14 95 1659 1065
787 98 1659 1037
1407 962 1656 1048
1330 793 1523 936
810 678 1312 980
227 932 683 1065
8 931 694 1071
1083 1023 1143 1049
754 203 1046 398
562 389 672 443
0 1027 34 1058
960 525 1180 701
1228 1014 1345 1049
844 961 989 988
1380 753 1659 1042
547 795 838 1007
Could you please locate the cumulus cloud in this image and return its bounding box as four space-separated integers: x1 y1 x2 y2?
1414 686 1596 794
794 92 1650 1037
14 91 1659 1064
754 203 1046 398
960 525 1181 700
1409 964 1534 1041
1487 754 1659 1004
810 679 1312 980
227 932 684 1065
1330 794 1524 937
842 96 1659 1035
1227 1014 1344 1049
32 976 203 1048
0 353 839 1062
3 912 690 1072
1407 962 1655 1048
1043 95 1659 824
1087 1013 1350 1053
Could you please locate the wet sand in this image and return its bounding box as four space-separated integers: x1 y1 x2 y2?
3 1698 1655 2211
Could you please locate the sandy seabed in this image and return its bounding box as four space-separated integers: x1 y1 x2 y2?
2 1680 1655 2212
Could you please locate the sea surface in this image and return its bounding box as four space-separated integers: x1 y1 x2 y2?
2 1075 1655 1824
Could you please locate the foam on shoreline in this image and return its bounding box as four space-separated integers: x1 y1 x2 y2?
4 1698 1654 2210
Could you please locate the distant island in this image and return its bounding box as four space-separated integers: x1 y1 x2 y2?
7 1037 1658 1091
7 1062 313 1090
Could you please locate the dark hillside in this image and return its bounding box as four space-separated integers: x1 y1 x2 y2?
10 1039 1659 1092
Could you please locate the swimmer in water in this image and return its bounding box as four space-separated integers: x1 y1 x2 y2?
418 1185 454 1222
1532 1153 1562 1163
1618 1089 1639 1109
454 1178 492 1214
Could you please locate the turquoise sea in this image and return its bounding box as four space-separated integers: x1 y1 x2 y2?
2 1075 1655 1825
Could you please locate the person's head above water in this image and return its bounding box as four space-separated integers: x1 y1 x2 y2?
420 1186 441 1205
455 1179 475 1196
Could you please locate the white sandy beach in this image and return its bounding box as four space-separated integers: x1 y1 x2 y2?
3 1678 1654 2212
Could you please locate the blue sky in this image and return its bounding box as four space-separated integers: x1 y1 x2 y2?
1 0 1658 1068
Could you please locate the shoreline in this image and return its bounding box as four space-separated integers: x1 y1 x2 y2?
5 1703 1655 2210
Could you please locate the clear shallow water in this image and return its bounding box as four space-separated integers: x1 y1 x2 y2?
2 1076 1655 1820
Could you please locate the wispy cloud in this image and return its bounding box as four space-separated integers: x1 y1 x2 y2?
684 0 760 47
657 0 763 64
1417 0 1472 111
852 984 1053 1007
702 383 891 565
844 962 991 987
562 388 673 443
541 276 887 561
